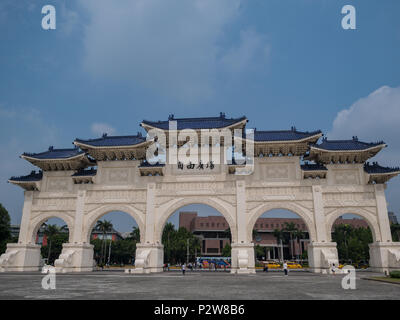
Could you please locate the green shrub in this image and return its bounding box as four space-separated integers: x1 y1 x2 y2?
389 270 400 278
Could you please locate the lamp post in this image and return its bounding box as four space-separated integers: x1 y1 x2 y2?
186 238 189 264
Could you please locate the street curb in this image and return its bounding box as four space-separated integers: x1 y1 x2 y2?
361 277 400 285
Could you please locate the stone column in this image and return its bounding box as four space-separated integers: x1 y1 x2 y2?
368 185 400 273
0 191 41 272
308 186 339 273
55 190 94 273
132 183 163 273
374 184 392 242
231 180 255 274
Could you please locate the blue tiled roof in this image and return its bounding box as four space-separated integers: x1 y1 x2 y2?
9 171 43 182
364 162 400 174
312 137 386 151
75 133 146 147
72 168 97 176
22 147 84 160
301 163 328 171
139 161 165 167
141 113 247 130
254 128 321 142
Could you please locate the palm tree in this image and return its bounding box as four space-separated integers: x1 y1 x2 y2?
283 222 298 260
43 224 61 264
273 228 284 262
293 229 305 260
95 220 113 265
130 226 141 242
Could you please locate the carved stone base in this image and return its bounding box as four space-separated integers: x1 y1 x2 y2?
231 243 255 274
0 243 41 272
308 242 339 274
55 243 94 273
369 242 400 274
132 243 164 274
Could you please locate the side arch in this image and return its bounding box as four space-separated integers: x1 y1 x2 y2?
247 202 317 243
325 207 380 242
154 197 237 243
27 212 74 244
83 204 145 243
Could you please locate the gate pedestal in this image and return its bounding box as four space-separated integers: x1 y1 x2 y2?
308 242 339 274
0 243 41 272
231 243 255 274
369 242 400 274
132 243 163 274
55 243 94 273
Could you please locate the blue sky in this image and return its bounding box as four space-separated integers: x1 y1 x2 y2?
1 0 400 231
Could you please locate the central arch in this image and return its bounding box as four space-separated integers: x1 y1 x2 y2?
155 197 237 244
247 202 317 243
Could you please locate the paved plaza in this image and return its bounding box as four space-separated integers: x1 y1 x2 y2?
0 270 399 300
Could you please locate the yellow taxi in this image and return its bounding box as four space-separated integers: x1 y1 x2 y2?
286 262 302 269
264 261 281 269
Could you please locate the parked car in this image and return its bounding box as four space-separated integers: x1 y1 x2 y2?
286 262 302 269
263 261 281 269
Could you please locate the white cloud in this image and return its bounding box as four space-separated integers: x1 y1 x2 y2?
329 85 400 166
91 122 116 136
221 28 270 74
0 105 60 224
329 85 400 217
79 0 269 103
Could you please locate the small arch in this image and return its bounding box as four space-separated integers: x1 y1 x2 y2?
248 202 317 243
326 207 380 242
155 197 237 243
84 204 145 243
27 213 73 244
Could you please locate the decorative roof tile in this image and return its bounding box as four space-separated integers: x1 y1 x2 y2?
22 146 84 160
254 128 321 142
75 133 146 147
71 168 97 176
141 113 247 130
301 163 328 171
312 137 386 151
9 171 43 182
139 161 165 167
364 162 400 174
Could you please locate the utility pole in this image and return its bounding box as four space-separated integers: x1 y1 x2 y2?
107 239 112 265
186 238 189 264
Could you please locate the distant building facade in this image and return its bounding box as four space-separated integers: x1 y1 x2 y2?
179 212 369 259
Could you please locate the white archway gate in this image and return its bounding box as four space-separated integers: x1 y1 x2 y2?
1 114 400 274
1 159 400 274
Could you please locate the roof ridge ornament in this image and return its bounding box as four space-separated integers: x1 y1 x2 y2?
220 112 226 119
352 136 358 141
168 114 174 120
102 133 108 138
48 146 54 151
291 126 296 132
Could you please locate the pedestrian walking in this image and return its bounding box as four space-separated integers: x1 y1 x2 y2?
283 261 288 276
182 263 186 275
331 263 336 275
